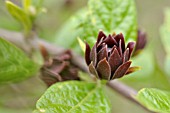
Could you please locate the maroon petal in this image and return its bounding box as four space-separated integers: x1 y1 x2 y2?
90 44 97 67
136 30 147 50
108 49 122 78
96 58 111 80
53 50 71 61
39 44 49 61
85 42 91 65
103 34 118 47
109 45 117 57
97 37 104 47
123 48 129 62
52 61 69 73
127 42 135 57
114 33 125 52
97 43 106 52
112 61 131 79
110 45 117 53
97 31 106 44
133 30 147 56
89 62 99 78
118 39 123 56
125 66 141 75
97 45 108 62
43 68 62 81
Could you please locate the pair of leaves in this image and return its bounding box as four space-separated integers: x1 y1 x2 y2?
5 0 44 34
55 0 137 54
35 81 111 113
0 38 39 84
136 88 170 113
6 1 32 34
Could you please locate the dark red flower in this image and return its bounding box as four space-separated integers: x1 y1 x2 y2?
40 50 79 87
85 31 139 80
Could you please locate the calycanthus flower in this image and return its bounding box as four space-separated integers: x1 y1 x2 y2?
40 47 80 87
85 31 139 80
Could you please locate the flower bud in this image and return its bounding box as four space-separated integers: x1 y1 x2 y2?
85 31 139 80
132 30 147 56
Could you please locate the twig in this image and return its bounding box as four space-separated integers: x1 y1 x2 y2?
0 29 88 72
107 80 137 102
107 80 155 113
0 29 154 112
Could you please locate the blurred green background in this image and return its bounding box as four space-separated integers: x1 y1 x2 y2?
0 0 170 113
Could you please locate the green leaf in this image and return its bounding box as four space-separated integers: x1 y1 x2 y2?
55 0 137 53
0 38 39 84
6 1 32 34
83 0 137 47
136 88 170 113
35 81 111 113
160 8 170 76
22 0 31 12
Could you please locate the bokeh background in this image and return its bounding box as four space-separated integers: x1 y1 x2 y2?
0 0 170 113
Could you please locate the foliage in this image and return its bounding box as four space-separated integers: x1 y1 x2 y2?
5 0 44 35
0 38 39 83
136 88 170 113
35 81 111 113
55 0 137 54
6 1 32 34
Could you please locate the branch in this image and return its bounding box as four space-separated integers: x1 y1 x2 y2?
0 29 154 113
0 29 88 72
107 80 137 102
107 80 155 113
